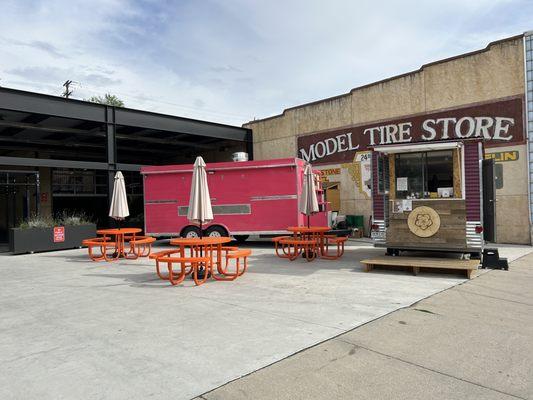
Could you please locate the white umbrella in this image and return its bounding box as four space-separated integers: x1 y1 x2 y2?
299 164 319 227
187 156 213 237
109 171 129 228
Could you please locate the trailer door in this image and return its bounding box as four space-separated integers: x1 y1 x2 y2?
482 158 496 242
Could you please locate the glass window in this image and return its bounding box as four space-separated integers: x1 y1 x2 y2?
426 150 453 193
395 152 424 198
394 150 455 199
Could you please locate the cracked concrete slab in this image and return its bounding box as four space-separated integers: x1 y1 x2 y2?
200 338 519 400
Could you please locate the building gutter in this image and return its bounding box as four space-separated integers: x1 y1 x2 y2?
524 32 533 244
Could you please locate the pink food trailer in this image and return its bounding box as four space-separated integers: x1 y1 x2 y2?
141 158 330 241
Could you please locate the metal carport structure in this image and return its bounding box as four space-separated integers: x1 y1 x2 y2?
0 87 252 245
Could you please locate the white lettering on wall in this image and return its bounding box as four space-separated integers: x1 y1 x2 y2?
493 117 514 141
455 117 475 138
474 117 494 139
336 134 347 151
436 118 456 140
346 132 359 151
299 132 359 162
422 119 437 141
385 124 398 144
299 144 316 162
315 141 326 159
363 127 380 146
398 122 413 143
298 116 516 162
324 138 337 155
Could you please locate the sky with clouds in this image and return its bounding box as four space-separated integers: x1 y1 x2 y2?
1 0 532 126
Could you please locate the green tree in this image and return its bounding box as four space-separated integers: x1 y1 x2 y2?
86 93 125 107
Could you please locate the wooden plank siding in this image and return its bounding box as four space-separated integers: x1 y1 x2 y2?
453 148 462 198
386 199 467 249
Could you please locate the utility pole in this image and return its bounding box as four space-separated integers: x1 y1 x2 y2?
62 80 73 98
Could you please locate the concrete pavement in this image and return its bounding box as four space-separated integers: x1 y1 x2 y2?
198 251 533 400
0 240 531 400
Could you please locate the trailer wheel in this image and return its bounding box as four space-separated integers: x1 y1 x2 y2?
205 225 228 238
386 248 400 256
234 235 249 243
181 226 201 238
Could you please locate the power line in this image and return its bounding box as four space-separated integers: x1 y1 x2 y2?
80 84 250 120
6 78 252 123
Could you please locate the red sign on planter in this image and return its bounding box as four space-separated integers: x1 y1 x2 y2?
53 226 65 243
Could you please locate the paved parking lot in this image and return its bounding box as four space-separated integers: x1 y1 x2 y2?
0 240 531 400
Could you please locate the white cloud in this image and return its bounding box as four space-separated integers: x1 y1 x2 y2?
0 0 531 125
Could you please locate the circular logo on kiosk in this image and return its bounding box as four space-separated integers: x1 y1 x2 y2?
407 206 441 238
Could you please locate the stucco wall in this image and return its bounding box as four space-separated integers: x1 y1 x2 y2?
245 35 528 244
486 144 530 244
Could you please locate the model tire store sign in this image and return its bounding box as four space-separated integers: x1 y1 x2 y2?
297 96 524 164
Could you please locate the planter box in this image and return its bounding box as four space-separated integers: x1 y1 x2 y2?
9 224 96 255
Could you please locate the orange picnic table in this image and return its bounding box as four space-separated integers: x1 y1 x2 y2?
287 226 329 253
149 236 251 286
96 227 142 259
278 226 347 261
170 236 232 273
152 236 244 285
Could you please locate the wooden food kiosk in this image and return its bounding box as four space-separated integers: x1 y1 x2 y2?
370 140 484 257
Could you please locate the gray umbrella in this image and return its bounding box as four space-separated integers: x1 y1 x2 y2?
299 164 319 227
187 156 213 237
109 171 129 228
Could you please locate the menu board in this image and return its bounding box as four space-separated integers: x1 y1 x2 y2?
393 199 413 213
397 177 408 191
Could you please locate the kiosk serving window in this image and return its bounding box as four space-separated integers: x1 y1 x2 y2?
395 150 454 199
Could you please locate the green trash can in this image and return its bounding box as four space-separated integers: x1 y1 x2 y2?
346 215 364 230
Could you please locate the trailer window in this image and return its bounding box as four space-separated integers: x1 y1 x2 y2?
179 204 251 216
395 150 454 199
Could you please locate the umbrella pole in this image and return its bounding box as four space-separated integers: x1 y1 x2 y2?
198 221 207 279
199 221 203 256
307 175 310 228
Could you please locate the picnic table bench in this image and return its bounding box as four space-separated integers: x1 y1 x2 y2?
128 236 156 257
279 238 318 261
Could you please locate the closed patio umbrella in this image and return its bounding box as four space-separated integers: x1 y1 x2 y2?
109 171 129 228
187 156 213 237
299 164 319 228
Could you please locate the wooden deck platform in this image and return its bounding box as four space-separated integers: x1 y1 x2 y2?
360 256 480 279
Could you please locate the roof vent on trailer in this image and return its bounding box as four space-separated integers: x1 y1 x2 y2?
232 152 248 162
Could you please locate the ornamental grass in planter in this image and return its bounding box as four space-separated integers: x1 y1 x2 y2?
10 212 97 255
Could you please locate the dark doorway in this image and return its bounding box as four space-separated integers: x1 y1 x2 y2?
0 171 39 251
482 159 496 242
